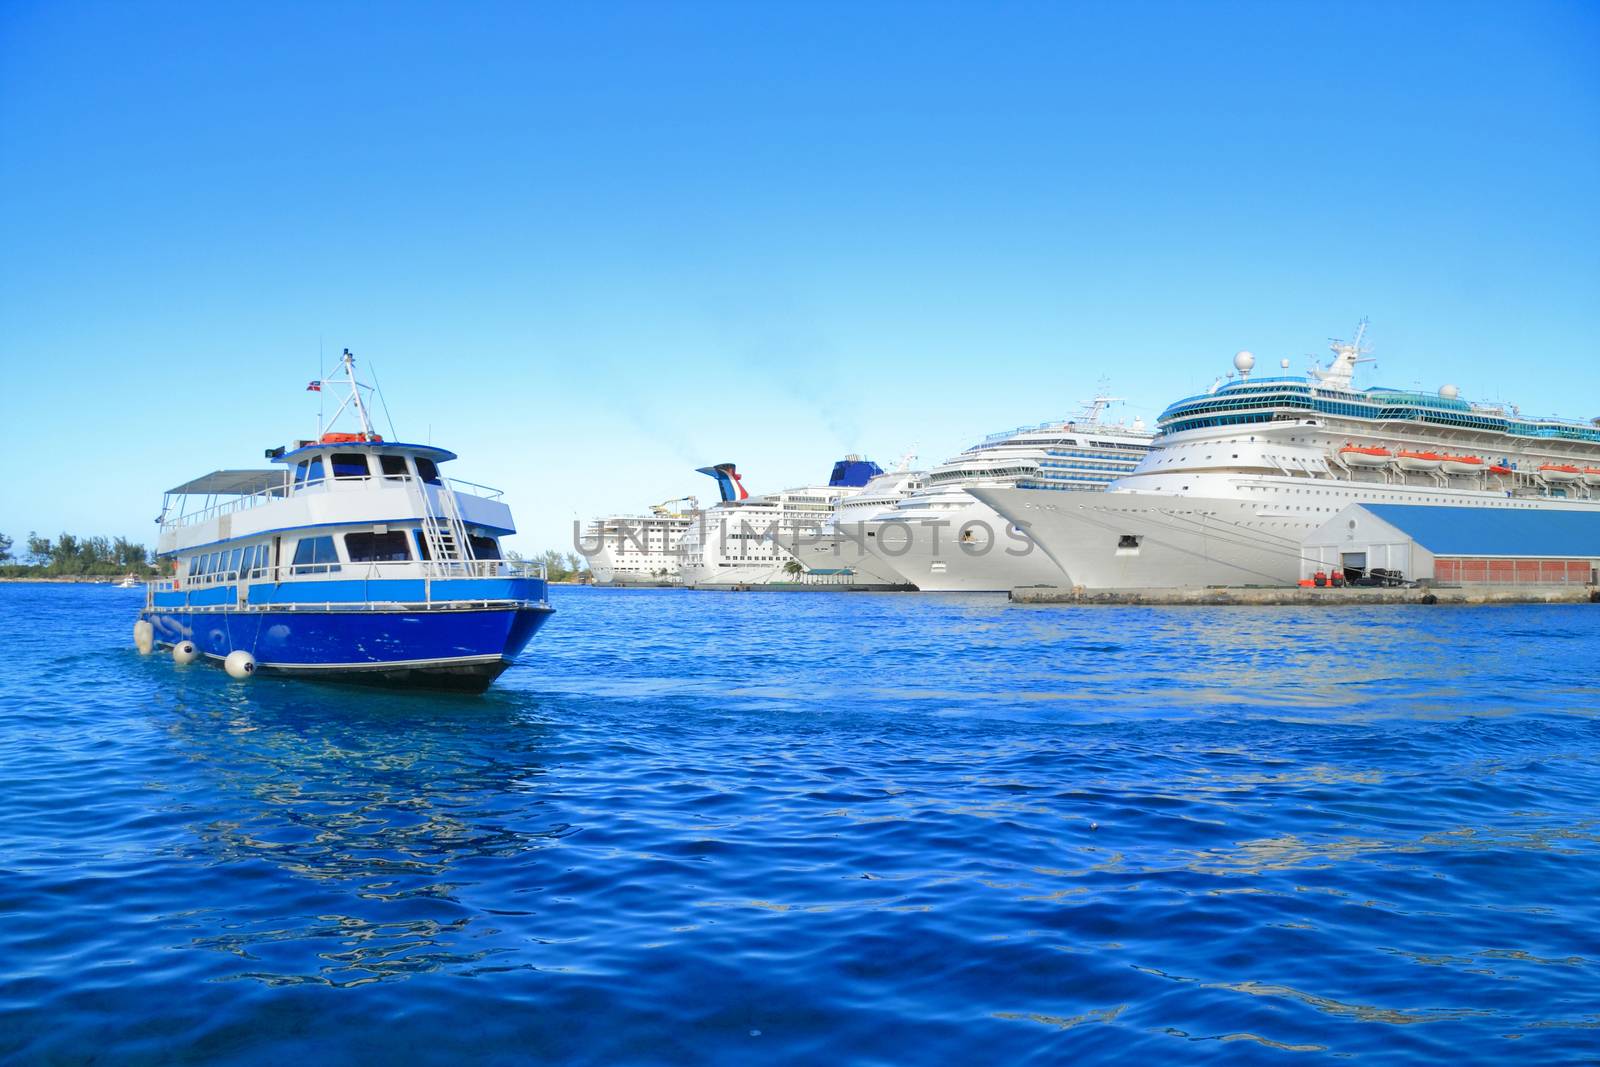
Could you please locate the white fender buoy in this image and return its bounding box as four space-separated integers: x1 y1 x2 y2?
133 620 154 655
172 640 198 665
224 650 256 680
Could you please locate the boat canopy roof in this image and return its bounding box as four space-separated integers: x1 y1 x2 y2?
165 469 288 497
273 440 458 464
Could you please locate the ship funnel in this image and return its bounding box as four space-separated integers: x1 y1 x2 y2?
695 463 748 502
828 456 884 487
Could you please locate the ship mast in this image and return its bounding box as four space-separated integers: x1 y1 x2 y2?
322 348 380 439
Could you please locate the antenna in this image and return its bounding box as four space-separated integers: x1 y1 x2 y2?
320 349 380 439
317 337 325 438
1080 390 1126 423
368 359 400 440
1309 318 1376 389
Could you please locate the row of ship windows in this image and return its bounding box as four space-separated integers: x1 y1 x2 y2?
1043 450 1143 462
292 452 442 488
1038 460 1137 473
184 529 502 581
1166 400 1600 444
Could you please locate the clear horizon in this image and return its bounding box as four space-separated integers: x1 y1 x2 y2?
3 2 1597 554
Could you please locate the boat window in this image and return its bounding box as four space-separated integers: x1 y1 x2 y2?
379 454 409 479
294 460 310 486
228 548 243 576
291 535 342 574
239 545 256 575
345 531 412 562
412 529 433 561
332 453 371 480
468 535 502 560
305 457 325 485
415 457 442 485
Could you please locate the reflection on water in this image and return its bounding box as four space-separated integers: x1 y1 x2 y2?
156 689 574 987
2 584 1599 1063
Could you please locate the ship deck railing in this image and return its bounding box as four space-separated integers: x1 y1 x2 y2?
161 482 292 532
148 557 548 596
160 475 505 532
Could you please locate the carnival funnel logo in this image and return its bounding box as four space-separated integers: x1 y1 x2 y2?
695 463 748 502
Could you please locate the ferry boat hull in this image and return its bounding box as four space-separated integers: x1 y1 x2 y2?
141 593 551 692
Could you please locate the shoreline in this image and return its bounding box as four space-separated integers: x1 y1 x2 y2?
0 576 157 584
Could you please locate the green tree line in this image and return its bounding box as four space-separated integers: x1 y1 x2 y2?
0 531 159 577
505 549 590 583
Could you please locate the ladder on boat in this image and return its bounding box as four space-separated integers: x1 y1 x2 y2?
416 478 476 571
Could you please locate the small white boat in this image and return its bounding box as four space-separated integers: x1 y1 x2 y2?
1539 464 1582 484
116 575 139 589
1439 454 1484 476
1394 450 1444 472
1338 446 1391 469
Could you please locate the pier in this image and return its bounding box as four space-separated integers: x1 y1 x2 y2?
1009 584 1600 606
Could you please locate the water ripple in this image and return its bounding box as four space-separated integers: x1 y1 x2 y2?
1 585 1598 1064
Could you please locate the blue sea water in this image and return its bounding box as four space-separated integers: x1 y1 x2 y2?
2 583 1598 1065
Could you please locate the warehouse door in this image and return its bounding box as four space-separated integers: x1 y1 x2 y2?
1340 551 1368 583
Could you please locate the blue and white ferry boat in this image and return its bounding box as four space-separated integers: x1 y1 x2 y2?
139 351 552 691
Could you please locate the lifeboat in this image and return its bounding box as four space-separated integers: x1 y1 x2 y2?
1584 468 1600 487
1538 463 1582 483
1393 450 1445 472
1339 445 1391 468
1438 454 1483 475
1487 464 1513 476
319 431 383 444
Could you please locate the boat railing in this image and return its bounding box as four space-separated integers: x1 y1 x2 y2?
162 482 291 531
160 557 547 590
161 474 505 535
144 557 549 607
444 477 505 500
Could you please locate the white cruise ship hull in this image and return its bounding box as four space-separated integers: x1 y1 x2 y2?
858 498 1068 591
974 482 1600 590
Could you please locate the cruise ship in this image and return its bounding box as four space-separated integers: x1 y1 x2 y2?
138 351 552 690
972 322 1600 589
851 399 1156 591
584 497 697 585
679 457 909 588
785 459 926 585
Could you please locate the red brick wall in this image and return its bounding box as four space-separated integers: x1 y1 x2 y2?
1435 558 1593 584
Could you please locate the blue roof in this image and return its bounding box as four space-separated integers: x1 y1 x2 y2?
274 440 457 464
1361 504 1600 557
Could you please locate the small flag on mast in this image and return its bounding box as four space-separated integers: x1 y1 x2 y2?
306 380 322 392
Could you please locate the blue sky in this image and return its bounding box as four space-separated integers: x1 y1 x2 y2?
2 1 1597 554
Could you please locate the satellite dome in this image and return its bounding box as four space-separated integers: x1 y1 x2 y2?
1233 350 1255 373
1439 384 1460 400
1280 358 1291 369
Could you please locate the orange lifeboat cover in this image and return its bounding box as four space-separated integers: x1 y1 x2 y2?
318 432 383 444
1540 464 1581 473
